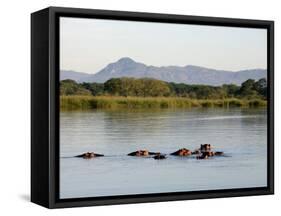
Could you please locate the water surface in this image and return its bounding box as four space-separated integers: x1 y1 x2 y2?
60 108 267 198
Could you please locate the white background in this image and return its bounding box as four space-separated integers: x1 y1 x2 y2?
0 0 278 215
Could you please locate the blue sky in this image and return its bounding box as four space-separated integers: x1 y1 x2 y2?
60 17 267 74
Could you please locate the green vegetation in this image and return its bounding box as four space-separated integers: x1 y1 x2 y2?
60 96 267 110
60 79 91 95
104 77 170 97
60 77 267 110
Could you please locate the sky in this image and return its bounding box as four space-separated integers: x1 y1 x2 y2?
60 17 267 74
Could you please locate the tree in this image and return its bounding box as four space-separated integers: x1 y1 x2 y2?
60 79 91 95
104 78 122 96
239 79 257 98
60 77 267 99
104 77 171 97
254 78 267 98
222 84 239 98
81 83 104 96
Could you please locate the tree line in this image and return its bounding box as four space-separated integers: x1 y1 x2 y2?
60 77 267 99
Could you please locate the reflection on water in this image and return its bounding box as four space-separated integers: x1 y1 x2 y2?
60 108 267 198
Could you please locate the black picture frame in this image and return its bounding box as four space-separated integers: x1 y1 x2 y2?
31 6 274 209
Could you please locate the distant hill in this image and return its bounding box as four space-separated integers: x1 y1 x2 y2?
60 70 92 81
61 57 266 86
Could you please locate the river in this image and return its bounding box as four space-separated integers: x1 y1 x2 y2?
60 108 267 198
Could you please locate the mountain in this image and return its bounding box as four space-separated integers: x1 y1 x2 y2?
61 57 266 86
60 70 92 82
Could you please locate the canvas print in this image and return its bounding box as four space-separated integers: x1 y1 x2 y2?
59 17 268 199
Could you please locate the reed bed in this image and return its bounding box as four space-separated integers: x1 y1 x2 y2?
60 96 267 110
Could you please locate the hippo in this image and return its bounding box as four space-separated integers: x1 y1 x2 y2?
170 148 192 156
196 150 224 159
205 151 215 157
202 150 224 157
191 149 201 155
127 150 158 156
200 144 211 152
214 151 224 156
196 151 212 160
75 152 104 159
153 153 166 160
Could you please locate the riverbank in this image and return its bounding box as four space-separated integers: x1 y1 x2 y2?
60 96 267 110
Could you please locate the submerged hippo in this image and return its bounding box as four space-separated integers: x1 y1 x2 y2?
191 149 201 155
128 150 158 156
196 152 210 160
196 151 224 159
153 153 166 160
170 148 192 156
200 144 211 152
75 152 104 159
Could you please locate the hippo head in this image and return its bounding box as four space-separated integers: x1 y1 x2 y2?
200 144 211 151
141 150 149 156
178 148 191 156
83 152 95 159
134 150 149 156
